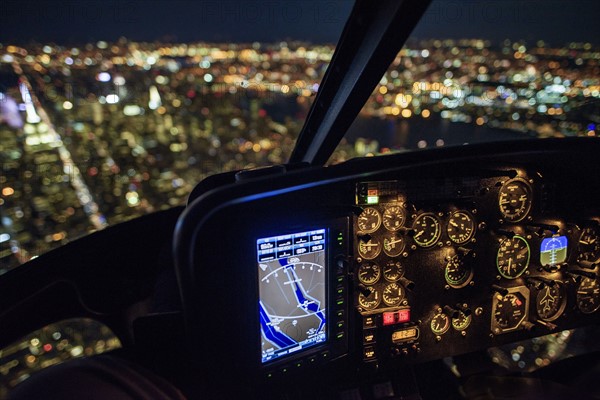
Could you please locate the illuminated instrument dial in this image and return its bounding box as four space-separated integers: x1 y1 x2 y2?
358 238 381 260
498 178 532 222
383 205 406 231
447 211 476 245
577 277 600 314
357 208 382 233
452 311 472 331
382 282 404 307
445 255 473 288
496 235 530 279
430 312 450 336
577 227 600 264
412 213 441 248
357 262 381 285
358 289 381 310
536 283 566 321
383 260 404 282
540 236 568 266
493 291 528 331
383 233 405 257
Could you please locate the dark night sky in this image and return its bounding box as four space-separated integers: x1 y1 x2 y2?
1 0 599 46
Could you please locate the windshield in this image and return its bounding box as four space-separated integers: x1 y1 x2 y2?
3 1 599 269
331 0 600 162
0 1 353 271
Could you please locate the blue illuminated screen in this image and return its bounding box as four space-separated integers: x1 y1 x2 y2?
257 229 327 364
540 236 568 266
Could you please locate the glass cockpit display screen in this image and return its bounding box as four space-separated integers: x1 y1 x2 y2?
257 229 327 364
540 236 568 266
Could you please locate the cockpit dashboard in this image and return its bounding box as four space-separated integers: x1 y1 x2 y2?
174 138 600 398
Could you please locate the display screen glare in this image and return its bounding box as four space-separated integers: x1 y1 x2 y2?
257 229 327 364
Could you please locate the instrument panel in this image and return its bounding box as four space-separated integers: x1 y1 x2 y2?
352 169 600 365
175 140 600 397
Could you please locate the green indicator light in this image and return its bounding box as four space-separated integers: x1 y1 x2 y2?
367 196 379 204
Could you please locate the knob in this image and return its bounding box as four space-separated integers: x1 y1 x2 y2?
457 247 475 258
521 321 535 331
491 284 509 296
566 269 596 280
534 319 557 331
442 305 459 319
399 277 415 291
578 260 599 270
455 303 472 317
525 277 555 290
358 284 374 297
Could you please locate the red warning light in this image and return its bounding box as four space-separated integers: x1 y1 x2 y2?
383 312 396 326
382 309 411 326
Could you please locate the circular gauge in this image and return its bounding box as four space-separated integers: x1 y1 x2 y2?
383 233 405 257
430 313 450 336
445 255 473 288
452 311 472 331
357 262 381 285
383 205 406 232
447 211 476 245
536 283 566 321
357 208 382 233
382 282 404 307
358 238 381 260
498 178 533 222
412 213 441 248
493 292 528 330
358 289 381 310
577 277 600 314
383 260 404 282
577 227 600 264
496 235 531 279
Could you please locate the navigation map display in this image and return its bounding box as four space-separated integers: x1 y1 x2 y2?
257 229 327 364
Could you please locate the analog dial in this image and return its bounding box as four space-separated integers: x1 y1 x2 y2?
357 262 381 285
536 283 566 321
493 291 528 331
383 205 406 231
445 255 473 288
447 211 476 245
412 213 441 248
383 260 404 282
383 233 405 257
430 313 450 336
497 235 530 279
382 282 404 307
452 311 472 331
357 208 382 233
577 277 600 314
498 178 532 222
577 227 600 264
358 289 381 310
358 238 381 260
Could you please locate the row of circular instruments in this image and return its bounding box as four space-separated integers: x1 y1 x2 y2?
357 207 476 259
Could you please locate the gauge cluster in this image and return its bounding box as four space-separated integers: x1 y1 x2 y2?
176 139 600 393
352 169 600 365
